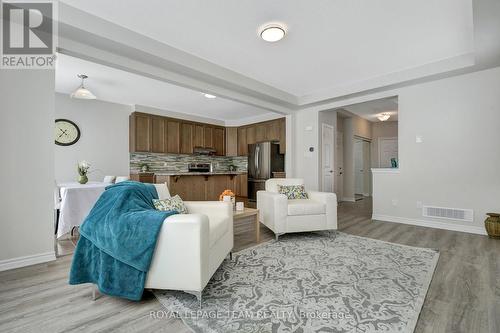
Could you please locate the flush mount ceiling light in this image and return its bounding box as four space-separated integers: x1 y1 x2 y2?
377 113 391 121
203 93 217 99
70 74 96 100
260 24 286 42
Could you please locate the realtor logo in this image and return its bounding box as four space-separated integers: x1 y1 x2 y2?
1 1 57 69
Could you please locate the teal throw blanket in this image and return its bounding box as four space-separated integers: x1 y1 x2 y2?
69 181 177 300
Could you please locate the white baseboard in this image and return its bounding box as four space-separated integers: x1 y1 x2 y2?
0 252 56 272
372 214 487 235
342 197 356 202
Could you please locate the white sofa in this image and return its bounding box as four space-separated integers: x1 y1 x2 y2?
257 178 337 239
144 184 233 305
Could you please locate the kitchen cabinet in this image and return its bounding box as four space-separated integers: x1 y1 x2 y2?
168 175 207 201
266 121 280 141
151 116 165 153
194 124 204 148
159 174 238 201
246 126 256 145
129 113 151 152
213 127 225 156
130 172 155 183
234 117 286 156
204 126 213 148
235 174 248 197
225 127 238 157
237 127 247 156
180 122 194 154
255 123 266 143
166 120 180 154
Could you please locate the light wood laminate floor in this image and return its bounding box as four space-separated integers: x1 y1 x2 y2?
1 198 499 332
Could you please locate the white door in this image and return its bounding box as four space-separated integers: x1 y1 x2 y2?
354 139 364 194
322 124 334 192
336 130 344 200
379 138 398 167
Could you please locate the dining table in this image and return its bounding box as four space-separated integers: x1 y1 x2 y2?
56 181 109 238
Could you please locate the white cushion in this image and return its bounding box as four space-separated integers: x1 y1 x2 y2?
208 216 230 248
287 199 326 216
265 178 305 193
154 183 171 200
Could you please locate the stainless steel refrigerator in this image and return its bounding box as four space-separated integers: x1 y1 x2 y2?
248 142 284 203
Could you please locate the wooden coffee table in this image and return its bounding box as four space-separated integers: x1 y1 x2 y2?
233 207 260 243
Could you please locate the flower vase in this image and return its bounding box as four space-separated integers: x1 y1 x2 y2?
78 174 88 184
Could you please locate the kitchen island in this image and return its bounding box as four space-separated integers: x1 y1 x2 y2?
131 171 248 201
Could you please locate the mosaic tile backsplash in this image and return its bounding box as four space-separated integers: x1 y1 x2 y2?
130 153 248 173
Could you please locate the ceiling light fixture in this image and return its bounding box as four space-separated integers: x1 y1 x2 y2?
377 113 391 121
203 93 217 99
260 24 286 42
70 74 96 100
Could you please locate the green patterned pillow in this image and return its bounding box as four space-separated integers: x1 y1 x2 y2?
278 184 309 199
153 195 188 214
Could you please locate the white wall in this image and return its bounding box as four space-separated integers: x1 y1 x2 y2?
372 67 500 234
55 93 131 182
293 66 500 234
0 70 55 270
293 110 319 190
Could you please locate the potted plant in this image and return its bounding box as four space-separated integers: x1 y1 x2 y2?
77 161 91 184
140 163 150 173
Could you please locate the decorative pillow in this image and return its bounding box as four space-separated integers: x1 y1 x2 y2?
153 195 188 214
278 184 309 199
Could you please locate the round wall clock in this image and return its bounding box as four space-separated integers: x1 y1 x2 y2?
54 119 81 146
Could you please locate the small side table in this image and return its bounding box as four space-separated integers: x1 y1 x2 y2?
233 207 260 243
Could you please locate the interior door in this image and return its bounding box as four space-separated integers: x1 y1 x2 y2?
354 139 364 194
379 137 398 167
336 130 343 200
321 124 335 192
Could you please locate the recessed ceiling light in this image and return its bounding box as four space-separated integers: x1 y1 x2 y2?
377 113 391 121
203 93 216 99
260 25 286 42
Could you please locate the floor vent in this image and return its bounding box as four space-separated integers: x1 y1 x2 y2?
422 206 473 222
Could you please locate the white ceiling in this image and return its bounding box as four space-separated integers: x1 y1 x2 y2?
342 97 398 122
55 53 276 122
59 0 474 98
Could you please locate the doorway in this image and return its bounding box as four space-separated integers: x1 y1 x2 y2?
354 137 371 200
321 123 335 192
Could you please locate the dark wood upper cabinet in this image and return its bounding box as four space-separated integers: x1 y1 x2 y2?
166 120 180 154
246 126 256 145
255 124 266 143
151 116 165 153
266 121 280 141
130 112 285 157
180 122 194 154
130 113 151 152
193 124 204 148
213 127 225 156
237 127 247 156
204 126 213 148
225 127 238 157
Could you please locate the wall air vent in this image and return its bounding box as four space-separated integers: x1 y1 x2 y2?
422 205 473 222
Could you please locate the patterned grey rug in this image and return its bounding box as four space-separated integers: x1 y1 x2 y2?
154 231 439 333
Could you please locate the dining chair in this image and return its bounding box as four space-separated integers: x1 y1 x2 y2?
115 176 130 183
103 175 116 183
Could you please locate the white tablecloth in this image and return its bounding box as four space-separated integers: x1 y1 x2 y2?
57 182 109 238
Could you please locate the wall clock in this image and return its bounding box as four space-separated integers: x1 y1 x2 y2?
54 119 80 146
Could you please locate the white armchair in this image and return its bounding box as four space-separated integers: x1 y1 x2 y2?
257 178 337 239
144 184 233 305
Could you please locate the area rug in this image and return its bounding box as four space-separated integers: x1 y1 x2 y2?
154 231 439 333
